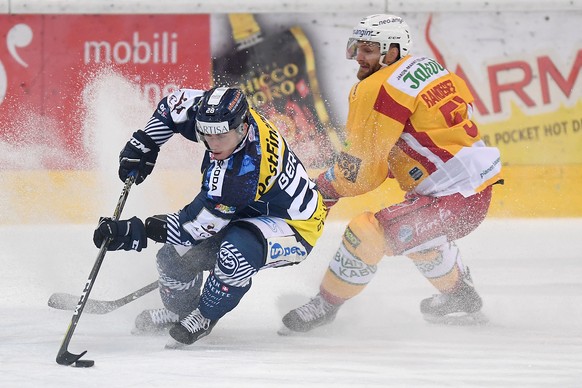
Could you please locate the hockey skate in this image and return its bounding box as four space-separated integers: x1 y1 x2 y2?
421 269 488 326
166 308 217 348
278 293 340 335
133 308 180 335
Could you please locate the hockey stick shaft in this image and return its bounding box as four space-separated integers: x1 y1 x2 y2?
48 280 158 314
56 174 136 366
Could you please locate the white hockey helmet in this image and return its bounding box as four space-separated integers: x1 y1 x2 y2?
346 14 412 60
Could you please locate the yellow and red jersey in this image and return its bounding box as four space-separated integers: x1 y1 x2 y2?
326 55 502 198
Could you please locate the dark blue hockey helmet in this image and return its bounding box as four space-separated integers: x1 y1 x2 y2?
195 87 249 135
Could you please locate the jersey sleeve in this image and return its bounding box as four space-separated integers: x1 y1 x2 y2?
328 74 410 197
143 89 205 147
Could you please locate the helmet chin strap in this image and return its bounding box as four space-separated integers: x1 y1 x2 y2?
202 139 212 151
379 50 401 67
230 122 251 155
379 54 388 67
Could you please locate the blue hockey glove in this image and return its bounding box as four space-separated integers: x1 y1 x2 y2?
93 216 147 252
118 130 159 185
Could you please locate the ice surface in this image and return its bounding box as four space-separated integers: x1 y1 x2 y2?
1 35 581 387
1 218 581 387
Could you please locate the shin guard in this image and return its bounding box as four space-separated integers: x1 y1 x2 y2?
197 224 261 321
407 242 465 293
321 212 385 302
156 244 204 317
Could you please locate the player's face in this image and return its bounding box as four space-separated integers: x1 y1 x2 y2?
355 41 382 80
203 126 246 160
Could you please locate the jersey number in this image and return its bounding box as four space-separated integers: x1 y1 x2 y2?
438 96 478 137
279 151 315 219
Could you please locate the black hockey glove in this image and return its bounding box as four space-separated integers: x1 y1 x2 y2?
93 216 147 252
118 130 160 185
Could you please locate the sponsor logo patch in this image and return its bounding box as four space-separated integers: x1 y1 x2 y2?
329 244 377 285
269 243 307 259
197 121 230 134
170 91 188 114
343 227 361 249
258 117 282 195
398 224 414 243
337 152 361 183
156 102 169 118
214 203 236 214
409 166 423 181
218 244 240 276
257 217 281 233
208 160 227 196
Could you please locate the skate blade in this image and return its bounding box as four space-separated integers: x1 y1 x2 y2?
277 325 299 336
423 311 489 326
165 338 189 350
131 327 171 336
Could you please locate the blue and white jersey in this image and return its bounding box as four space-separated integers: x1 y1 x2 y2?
142 88 327 249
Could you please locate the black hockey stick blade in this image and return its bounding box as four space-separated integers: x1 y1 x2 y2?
56 349 94 367
48 280 158 314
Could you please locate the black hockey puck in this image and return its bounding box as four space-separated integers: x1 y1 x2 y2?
73 359 95 368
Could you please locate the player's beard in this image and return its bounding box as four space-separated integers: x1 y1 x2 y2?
356 61 382 80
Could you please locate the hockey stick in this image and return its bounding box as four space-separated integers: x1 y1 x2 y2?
48 280 158 314
56 174 136 368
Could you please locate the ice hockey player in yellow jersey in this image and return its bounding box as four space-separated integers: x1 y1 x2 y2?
281 14 503 332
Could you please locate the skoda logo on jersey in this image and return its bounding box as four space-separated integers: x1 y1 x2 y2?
208 160 227 196
270 243 307 259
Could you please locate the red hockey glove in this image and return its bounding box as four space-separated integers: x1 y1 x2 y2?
316 170 341 210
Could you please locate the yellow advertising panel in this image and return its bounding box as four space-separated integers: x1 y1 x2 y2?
479 102 582 165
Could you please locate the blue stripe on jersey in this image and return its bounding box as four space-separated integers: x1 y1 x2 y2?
165 212 185 246
144 117 174 146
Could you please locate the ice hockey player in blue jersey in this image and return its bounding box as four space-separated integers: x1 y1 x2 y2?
93 86 327 347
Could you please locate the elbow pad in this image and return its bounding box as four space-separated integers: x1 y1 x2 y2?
145 214 167 243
